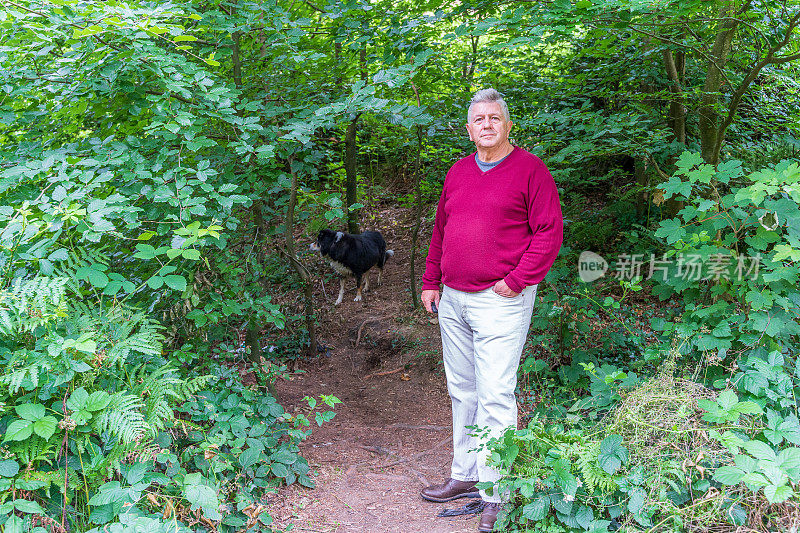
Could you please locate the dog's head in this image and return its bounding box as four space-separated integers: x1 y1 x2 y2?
309 229 344 256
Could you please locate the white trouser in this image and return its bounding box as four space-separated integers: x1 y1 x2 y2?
438 284 537 502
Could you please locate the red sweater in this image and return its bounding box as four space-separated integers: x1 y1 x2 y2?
422 147 563 294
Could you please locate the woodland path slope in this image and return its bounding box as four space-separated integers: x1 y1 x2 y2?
270 208 483 532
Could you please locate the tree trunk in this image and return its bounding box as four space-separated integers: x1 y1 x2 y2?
232 31 243 90
285 156 318 356
409 84 424 309
230 7 274 381
360 43 367 82
335 42 342 87
634 158 649 221
245 328 279 400
463 35 479 82
698 2 738 164
345 113 361 234
708 9 800 165
663 49 686 144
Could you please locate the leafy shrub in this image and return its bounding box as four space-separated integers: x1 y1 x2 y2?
0 280 336 531
396 177 442 209
500 154 800 531
183 252 286 343
0 157 334 532
519 269 654 421
651 153 800 522
490 360 764 531
651 153 800 364
0 274 207 530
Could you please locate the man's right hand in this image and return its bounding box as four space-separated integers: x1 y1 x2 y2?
421 289 440 314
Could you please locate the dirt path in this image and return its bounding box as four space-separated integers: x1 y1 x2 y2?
270 208 482 532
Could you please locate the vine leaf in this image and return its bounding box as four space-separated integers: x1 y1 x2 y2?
597 435 627 474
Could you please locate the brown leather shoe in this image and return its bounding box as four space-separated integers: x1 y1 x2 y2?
478 502 501 532
420 478 479 502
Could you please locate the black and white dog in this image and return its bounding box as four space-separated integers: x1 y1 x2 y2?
310 229 394 305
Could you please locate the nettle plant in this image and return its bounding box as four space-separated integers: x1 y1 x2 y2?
652 152 800 365
653 153 800 510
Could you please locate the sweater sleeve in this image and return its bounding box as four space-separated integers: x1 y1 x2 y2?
421 183 448 291
503 161 563 293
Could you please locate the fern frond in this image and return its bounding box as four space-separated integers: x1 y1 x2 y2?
0 276 68 335
0 309 13 334
132 364 181 433
64 301 99 335
574 442 617 494
106 330 163 364
50 245 110 296
95 392 147 444
177 375 215 401
10 435 57 466
100 440 141 476
21 467 81 492
0 349 52 393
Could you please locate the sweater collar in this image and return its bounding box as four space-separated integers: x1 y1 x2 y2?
473 146 518 173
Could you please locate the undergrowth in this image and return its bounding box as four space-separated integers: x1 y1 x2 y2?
495 156 800 532
491 351 797 532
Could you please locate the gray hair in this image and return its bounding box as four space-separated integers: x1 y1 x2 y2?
467 88 510 122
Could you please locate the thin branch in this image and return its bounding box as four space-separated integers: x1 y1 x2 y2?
145 90 194 105
302 0 326 12
363 366 405 379
275 243 312 280
771 51 800 64
620 24 735 90
19 75 71 84
711 9 800 161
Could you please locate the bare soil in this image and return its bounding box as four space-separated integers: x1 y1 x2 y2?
270 207 482 532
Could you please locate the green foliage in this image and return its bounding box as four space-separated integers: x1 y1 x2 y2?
0 3 337 528
397 177 443 209
487 421 632 532
651 154 800 363
697 390 762 424
649 155 800 516
0 275 195 527
494 363 772 531
0 282 335 530
503 154 800 530
1 0 798 529
712 442 800 504
182 252 286 341
517 266 655 425
87 513 192 533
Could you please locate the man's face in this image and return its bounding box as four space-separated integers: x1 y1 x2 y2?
465 101 513 150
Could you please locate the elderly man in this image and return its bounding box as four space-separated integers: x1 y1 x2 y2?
420 88 563 531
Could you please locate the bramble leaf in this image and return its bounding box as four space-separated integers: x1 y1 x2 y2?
713 465 745 485
33 417 57 440
597 435 628 474
3 420 33 442
522 495 550 520
764 484 793 503
15 404 45 421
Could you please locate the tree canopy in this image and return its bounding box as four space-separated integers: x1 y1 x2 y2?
1 0 799 530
